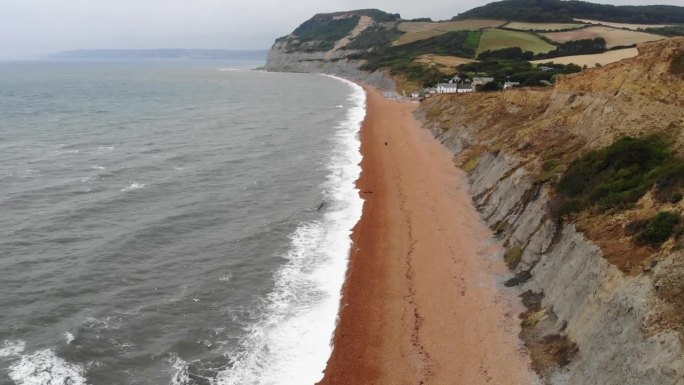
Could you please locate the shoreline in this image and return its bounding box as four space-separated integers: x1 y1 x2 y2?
317 85 533 384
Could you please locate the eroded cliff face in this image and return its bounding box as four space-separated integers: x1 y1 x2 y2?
418 38 684 384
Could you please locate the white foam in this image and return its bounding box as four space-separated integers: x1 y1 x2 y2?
216 76 365 385
8 349 88 385
64 332 75 345
83 316 123 330
121 182 145 192
0 340 26 358
168 354 190 385
218 273 232 282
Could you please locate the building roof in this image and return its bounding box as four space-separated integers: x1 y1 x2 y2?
436 83 459 88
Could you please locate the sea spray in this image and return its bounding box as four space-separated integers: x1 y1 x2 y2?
216 76 366 385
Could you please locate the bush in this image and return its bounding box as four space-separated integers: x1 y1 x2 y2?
478 47 534 61
630 212 681 247
479 81 502 92
643 25 684 37
555 135 680 215
538 159 561 183
535 38 607 60
504 245 524 269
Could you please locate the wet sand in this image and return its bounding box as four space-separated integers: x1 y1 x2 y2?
317 85 533 385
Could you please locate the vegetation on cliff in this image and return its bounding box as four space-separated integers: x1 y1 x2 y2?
555 135 684 215
628 211 682 247
282 9 401 52
453 0 684 24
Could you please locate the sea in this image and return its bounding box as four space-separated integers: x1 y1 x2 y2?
0 59 365 385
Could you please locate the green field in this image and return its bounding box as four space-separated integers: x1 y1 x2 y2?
395 19 505 45
504 22 586 31
476 28 556 55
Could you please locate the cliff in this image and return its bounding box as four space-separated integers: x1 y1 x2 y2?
417 37 684 384
265 9 399 91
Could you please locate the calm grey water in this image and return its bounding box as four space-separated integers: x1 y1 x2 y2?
0 60 365 385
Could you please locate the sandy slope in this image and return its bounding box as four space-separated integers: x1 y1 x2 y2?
317 86 534 385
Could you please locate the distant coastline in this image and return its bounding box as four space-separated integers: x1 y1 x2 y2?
48 49 269 60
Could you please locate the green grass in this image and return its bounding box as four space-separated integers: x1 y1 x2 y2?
465 31 483 53
476 28 557 55
555 135 684 215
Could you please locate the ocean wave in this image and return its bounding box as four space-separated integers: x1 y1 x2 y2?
8 349 88 385
65 332 75 345
83 316 123 330
121 182 145 192
0 340 26 358
215 76 365 385
168 354 190 385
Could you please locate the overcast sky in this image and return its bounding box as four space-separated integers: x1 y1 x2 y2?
0 0 679 59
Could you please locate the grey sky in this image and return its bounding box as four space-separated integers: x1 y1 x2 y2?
0 0 680 58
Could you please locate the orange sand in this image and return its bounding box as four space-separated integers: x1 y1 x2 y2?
317 85 533 385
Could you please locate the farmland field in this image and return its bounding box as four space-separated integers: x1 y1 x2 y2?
542 26 663 48
476 28 556 55
415 54 476 71
574 19 677 31
505 22 586 31
531 47 638 66
395 19 506 45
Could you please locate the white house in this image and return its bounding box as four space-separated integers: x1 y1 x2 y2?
472 77 495 87
457 84 474 93
435 83 459 93
503 81 520 90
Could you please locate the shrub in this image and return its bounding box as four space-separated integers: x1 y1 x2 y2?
630 212 681 247
504 245 524 269
480 81 502 92
538 159 561 183
535 38 607 60
555 135 680 215
478 47 534 61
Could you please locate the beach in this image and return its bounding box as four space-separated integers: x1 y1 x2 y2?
317 85 533 385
